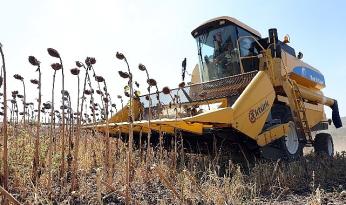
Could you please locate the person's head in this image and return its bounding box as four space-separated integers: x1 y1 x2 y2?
215 32 222 42
204 55 210 64
226 42 233 50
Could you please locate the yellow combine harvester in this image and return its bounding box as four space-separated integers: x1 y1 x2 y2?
98 16 343 160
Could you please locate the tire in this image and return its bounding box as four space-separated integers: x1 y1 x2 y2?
314 133 334 157
261 122 303 160
261 104 304 160
279 121 304 160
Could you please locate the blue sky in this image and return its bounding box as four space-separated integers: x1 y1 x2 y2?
0 0 345 117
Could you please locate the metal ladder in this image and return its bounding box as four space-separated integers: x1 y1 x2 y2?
289 79 313 143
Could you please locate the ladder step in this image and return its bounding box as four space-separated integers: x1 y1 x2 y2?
290 79 312 141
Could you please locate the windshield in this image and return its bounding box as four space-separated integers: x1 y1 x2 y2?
196 24 240 82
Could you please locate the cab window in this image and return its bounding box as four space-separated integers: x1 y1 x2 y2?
237 28 260 72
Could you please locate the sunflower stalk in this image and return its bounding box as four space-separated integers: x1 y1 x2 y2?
47 70 57 194
116 52 134 204
28 55 42 186
1 42 10 204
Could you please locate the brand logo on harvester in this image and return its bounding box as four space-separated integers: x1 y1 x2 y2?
249 100 270 123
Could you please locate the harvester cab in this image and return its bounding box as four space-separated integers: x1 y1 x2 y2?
192 16 261 82
98 16 342 160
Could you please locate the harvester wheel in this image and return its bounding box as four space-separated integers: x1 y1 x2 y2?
314 133 334 157
280 121 303 160
261 121 303 160
267 104 304 160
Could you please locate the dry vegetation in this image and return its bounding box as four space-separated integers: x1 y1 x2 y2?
0 45 345 204
0 128 346 204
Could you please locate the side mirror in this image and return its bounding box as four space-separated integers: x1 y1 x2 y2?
297 52 303 60
181 58 187 81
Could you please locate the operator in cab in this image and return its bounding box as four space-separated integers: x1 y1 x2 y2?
213 32 240 77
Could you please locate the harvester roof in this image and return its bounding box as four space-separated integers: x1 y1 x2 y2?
191 16 262 38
